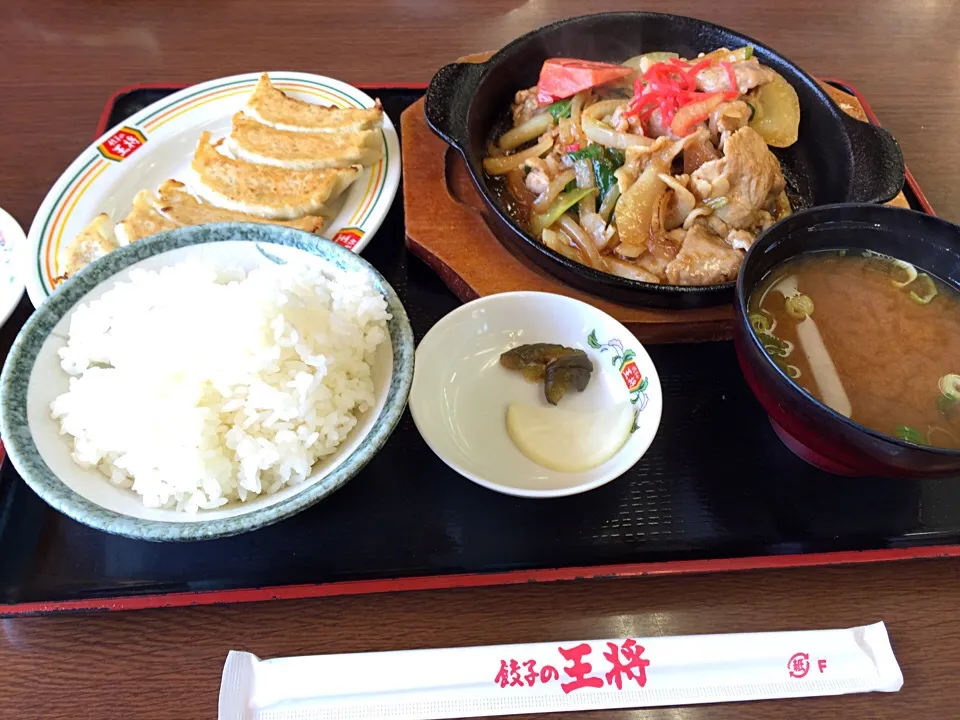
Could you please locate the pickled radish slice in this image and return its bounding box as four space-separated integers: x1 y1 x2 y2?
506 402 634 473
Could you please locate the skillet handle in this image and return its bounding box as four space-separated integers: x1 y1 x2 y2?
425 62 487 150
843 115 905 204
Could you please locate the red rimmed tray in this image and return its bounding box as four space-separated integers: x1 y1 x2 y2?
0 81 954 619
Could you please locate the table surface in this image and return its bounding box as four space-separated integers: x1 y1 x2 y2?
2 0 960 717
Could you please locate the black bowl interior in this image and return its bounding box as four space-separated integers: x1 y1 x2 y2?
427 12 904 308
737 203 960 460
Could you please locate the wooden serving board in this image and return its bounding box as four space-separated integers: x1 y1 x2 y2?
402 61 909 344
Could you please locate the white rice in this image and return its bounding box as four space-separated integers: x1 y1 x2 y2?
50 259 390 513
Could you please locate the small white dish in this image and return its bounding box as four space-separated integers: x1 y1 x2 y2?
0 207 26 326
409 291 662 497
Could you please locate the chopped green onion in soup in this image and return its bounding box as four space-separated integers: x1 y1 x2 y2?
940 374 960 401
908 274 939 305
895 425 927 445
784 294 814 320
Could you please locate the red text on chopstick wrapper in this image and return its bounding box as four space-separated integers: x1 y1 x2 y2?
559 643 605 693
495 640 650 694
603 639 651 690
540 664 561 683
788 653 810 678
523 660 539 686
493 660 524 687
787 652 827 679
495 659 560 688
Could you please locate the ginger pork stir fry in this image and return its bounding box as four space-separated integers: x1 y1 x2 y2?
484 49 800 286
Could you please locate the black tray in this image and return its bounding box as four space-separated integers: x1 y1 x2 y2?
1 84 956 616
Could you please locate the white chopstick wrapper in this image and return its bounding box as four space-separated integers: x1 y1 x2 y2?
219 621 902 719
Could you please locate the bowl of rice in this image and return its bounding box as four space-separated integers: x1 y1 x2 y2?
0 223 414 540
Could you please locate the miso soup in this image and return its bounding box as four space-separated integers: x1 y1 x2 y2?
748 250 960 450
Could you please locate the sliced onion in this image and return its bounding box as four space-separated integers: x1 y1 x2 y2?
582 211 616 250
533 169 577 213
682 206 713 230
658 173 696 229
483 136 554 175
542 228 582 263
615 242 644 259
648 190 680 261
573 159 596 212
582 99 629 120
581 99 652 150
599 184 621 222
606 257 661 283
558 213 605 270
571 90 589 126
615 164 667 256
583 115 653 149
498 112 554 152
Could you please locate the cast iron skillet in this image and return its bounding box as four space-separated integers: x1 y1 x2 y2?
425 12 906 309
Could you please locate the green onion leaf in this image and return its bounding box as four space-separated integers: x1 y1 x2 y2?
908 273 938 304
547 98 573 120
895 425 927 445
591 158 617 209
889 259 918 288
567 147 624 211
531 186 598 235
567 145 603 161
749 312 772 333
745 45 755 59
939 373 960 400
761 333 788 358
937 394 958 421
784 294 815 320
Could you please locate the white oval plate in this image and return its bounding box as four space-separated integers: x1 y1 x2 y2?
409 292 662 497
0 207 26 326
23 71 401 307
